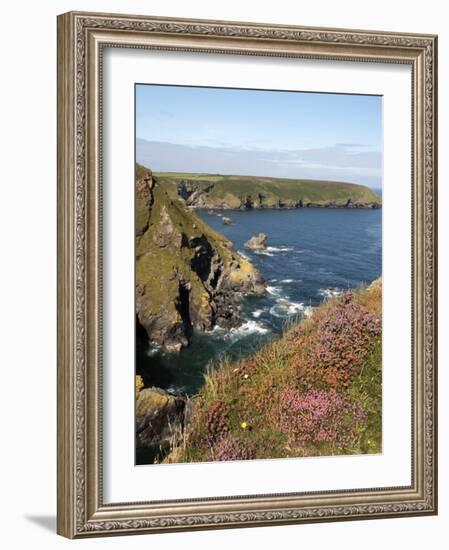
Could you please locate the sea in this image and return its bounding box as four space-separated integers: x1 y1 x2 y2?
136 207 382 398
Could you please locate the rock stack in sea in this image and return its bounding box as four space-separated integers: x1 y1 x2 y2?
244 233 268 251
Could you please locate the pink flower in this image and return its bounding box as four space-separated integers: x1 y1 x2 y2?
278 388 366 449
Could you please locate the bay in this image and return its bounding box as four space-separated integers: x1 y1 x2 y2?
136 207 382 397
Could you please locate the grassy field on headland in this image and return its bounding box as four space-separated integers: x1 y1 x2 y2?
154 171 381 209
159 279 382 463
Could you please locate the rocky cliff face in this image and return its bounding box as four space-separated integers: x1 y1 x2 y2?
176 175 381 210
136 381 188 448
136 164 266 352
245 233 268 250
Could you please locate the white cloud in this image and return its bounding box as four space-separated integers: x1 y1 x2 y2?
136 138 382 188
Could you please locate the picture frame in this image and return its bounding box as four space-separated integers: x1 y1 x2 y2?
57 11 438 538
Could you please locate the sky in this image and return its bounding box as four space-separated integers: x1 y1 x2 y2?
136 84 382 188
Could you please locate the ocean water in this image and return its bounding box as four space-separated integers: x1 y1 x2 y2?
136 208 381 396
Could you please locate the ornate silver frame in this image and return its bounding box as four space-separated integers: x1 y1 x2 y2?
57 11 438 538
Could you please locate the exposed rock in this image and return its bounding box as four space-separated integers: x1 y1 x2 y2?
136 168 154 236
173 174 382 210
136 164 266 352
136 386 188 447
152 205 186 248
224 259 266 296
222 217 232 225
135 374 144 398
136 288 190 353
177 179 196 201
178 180 214 207
243 195 254 209
244 233 268 250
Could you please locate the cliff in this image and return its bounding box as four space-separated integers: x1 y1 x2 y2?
135 378 189 448
136 164 266 352
155 172 382 210
163 279 382 464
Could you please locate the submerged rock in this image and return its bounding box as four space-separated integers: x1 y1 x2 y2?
244 233 268 250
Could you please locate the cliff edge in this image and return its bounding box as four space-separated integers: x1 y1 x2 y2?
157 172 382 210
136 164 266 352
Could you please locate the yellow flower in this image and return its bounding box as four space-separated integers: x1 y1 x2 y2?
241 421 247 430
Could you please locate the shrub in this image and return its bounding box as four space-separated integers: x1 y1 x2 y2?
298 291 381 389
211 435 256 462
164 282 382 463
202 400 231 447
278 388 366 451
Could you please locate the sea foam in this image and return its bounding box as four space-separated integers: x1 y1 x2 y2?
266 286 282 296
266 246 293 253
268 296 314 319
229 320 270 339
237 250 250 260
318 287 342 299
146 346 162 356
252 309 264 318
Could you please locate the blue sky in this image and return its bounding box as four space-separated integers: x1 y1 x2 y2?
136 84 382 188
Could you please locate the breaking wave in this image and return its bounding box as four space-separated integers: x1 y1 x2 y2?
229 320 270 339
237 250 250 260
266 246 293 253
146 346 162 356
251 309 264 318
269 298 313 319
266 286 283 296
318 287 342 299
253 246 293 257
253 249 274 257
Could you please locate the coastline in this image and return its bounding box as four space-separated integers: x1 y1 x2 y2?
136 278 382 465
187 202 382 211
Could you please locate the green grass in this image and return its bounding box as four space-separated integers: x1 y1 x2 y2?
136 180 227 316
135 164 263 335
153 170 381 208
136 163 152 180
349 339 382 454
163 280 383 463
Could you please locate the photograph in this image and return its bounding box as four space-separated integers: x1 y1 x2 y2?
134 84 383 466
0 0 443 543
55 9 437 538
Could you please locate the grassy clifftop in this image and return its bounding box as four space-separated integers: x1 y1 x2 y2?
155 172 381 209
163 279 382 463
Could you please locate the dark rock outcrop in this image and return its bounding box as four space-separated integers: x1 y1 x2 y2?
178 180 215 207
136 386 188 447
136 168 154 236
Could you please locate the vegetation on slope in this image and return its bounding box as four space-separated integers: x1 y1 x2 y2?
136 164 265 352
155 171 382 209
162 279 382 463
